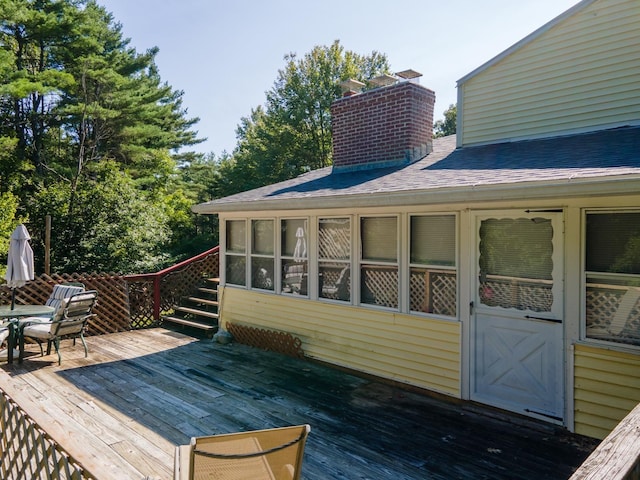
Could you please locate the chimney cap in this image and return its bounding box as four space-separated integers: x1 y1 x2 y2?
339 78 366 94
396 69 422 80
369 73 398 87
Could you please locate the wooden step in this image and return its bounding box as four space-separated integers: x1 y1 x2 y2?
174 306 219 319
186 296 218 307
197 287 218 296
162 315 217 332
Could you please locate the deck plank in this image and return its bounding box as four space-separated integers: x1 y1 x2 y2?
1 328 599 480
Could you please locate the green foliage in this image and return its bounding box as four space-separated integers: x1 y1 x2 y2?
28 163 171 273
434 104 457 138
0 0 206 274
0 191 19 278
227 41 390 195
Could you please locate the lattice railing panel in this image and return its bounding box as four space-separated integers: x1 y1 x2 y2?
361 266 398 308
410 269 457 316
125 278 155 329
0 248 219 334
586 285 640 345
0 273 131 335
1 388 95 480
319 264 350 301
479 276 553 313
159 252 219 313
227 323 304 359
318 226 350 260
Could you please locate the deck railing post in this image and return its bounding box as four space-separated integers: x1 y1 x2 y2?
153 275 161 322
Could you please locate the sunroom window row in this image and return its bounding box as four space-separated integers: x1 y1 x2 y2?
224 214 458 318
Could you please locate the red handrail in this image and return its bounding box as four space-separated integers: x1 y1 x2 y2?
125 246 220 321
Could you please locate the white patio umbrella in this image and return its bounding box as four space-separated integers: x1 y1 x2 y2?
5 224 34 310
293 226 307 262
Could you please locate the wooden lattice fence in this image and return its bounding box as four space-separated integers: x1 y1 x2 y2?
0 247 220 335
227 323 305 359
126 246 219 324
361 265 399 308
409 269 457 316
479 274 553 313
0 388 96 480
0 273 131 335
586 283 640 345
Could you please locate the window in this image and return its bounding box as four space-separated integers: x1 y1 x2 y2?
281 219 308 295
585 211 640 346
318 217 351 301
225 220 246 286
409 215 457 316
251 219 274 290
360 216 398 308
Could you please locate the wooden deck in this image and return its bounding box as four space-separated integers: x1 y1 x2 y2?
1 328 599 480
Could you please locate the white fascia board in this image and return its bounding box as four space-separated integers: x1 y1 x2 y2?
192 174 640 214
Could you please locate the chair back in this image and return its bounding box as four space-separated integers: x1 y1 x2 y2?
189 424 310 480
50 290 98 337
46 284 86 321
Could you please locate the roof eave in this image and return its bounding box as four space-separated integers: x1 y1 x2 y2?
192 174 640 214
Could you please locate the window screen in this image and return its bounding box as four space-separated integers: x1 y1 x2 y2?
226 220 246 253
225 220 246 286
281 219 307 296
361 217 397 262
410 215 455 266
251 219 274 290
360 216 398 308
252 220 274 255
319 218 351 302
585 212 640 346
409 215 457 316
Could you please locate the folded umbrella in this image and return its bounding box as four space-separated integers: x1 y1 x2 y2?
5 224 35 309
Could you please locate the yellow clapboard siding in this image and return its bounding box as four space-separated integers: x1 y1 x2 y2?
574 343 640 439
574 383 640 412
460 0 640 145
575 398 630 426
307 345 460 394
465 45 638 101
221 288 461 396
464 67 639 123
574 404 626 438
575 373 640 399
575 361 640 384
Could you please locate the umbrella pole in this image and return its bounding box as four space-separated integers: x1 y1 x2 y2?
10 288 16 310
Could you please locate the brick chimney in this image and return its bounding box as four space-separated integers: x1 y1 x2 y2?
331 73 435 173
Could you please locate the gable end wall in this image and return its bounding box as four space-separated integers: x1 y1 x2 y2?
459 0 640 146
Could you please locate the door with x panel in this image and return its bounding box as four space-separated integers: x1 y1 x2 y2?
472 211 564 422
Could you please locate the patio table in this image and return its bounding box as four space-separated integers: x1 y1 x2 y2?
0 305 55 364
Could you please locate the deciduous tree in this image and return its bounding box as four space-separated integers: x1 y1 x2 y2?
228 41 390 193
434 103 457 138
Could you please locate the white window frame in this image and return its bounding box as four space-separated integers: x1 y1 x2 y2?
583 208 640 349
358 214 400 310
408 213 458 318
280 217 309 297
317 216 352 304
250 218 275 291
224 219 247 288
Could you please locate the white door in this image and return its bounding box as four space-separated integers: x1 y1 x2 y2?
471 211 564 422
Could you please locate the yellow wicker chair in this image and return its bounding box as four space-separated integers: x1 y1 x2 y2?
174 424 310 480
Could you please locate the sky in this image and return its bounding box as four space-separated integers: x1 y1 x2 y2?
98 0 581 155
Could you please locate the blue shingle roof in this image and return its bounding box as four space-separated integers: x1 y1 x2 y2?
193 126 640 213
